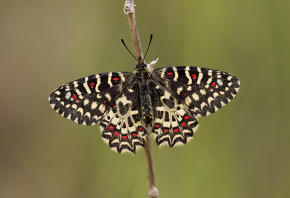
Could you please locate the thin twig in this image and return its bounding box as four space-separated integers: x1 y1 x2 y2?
144 134 159 198
123 1 158 198
123 0 143 61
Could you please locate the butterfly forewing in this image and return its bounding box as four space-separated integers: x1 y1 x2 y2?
49 71 149 153
49 72 133 126
152 66 240 117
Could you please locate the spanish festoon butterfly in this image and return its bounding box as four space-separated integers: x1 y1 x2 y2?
49 37 240 153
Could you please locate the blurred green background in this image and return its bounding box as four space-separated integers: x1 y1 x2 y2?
0 0 289 198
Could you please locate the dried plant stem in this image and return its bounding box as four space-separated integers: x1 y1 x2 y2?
123 0 143 61
124 1 158 198
144 134 159 198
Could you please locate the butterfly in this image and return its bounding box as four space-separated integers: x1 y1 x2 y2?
49 55 240 153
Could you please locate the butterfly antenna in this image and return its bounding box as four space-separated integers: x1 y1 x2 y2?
121 39 138 61
143 34 153 61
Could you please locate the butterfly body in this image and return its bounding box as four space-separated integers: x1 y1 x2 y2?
49 61 240 153
135 66 153 125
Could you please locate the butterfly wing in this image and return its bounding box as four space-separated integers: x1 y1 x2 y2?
150 66 240 147
152 66 240 117
100 83 147 153
49 72 146 153
149 80 199 147
49 72 133 126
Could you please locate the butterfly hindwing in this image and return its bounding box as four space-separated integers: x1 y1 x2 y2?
152 66 240 117
49 72 133 126
100 86 147 153
149 80 199 147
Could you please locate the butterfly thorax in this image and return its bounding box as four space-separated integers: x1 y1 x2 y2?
134 65 153 125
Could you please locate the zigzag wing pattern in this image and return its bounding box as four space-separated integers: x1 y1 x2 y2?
152 66 240 117
49 72 133 126
149 80 199 147
100 83 147 153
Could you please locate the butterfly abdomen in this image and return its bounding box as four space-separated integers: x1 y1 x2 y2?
136 69 153 125
141 94 152 124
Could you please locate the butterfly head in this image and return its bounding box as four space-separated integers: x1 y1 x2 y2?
136 57 147 70
121 34 154 71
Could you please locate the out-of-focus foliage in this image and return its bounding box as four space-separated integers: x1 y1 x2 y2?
0 0 289 198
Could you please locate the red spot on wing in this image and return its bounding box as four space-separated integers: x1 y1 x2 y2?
138 127 144 131
103 100 106 104
122 135 127 140
112 77 119 81
163 129 169 133
184 115 190 120
72 94 77 99
192 74 197 79
131 133 137 137
111 103 115 107
109 125 114 130
90 82 95 88
154 124 160 128
182 93 187 97
181 122 186 127
173 128 179 133
114 131 118 137
212 82 216 87
77 99 80 102
166 72 173 76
